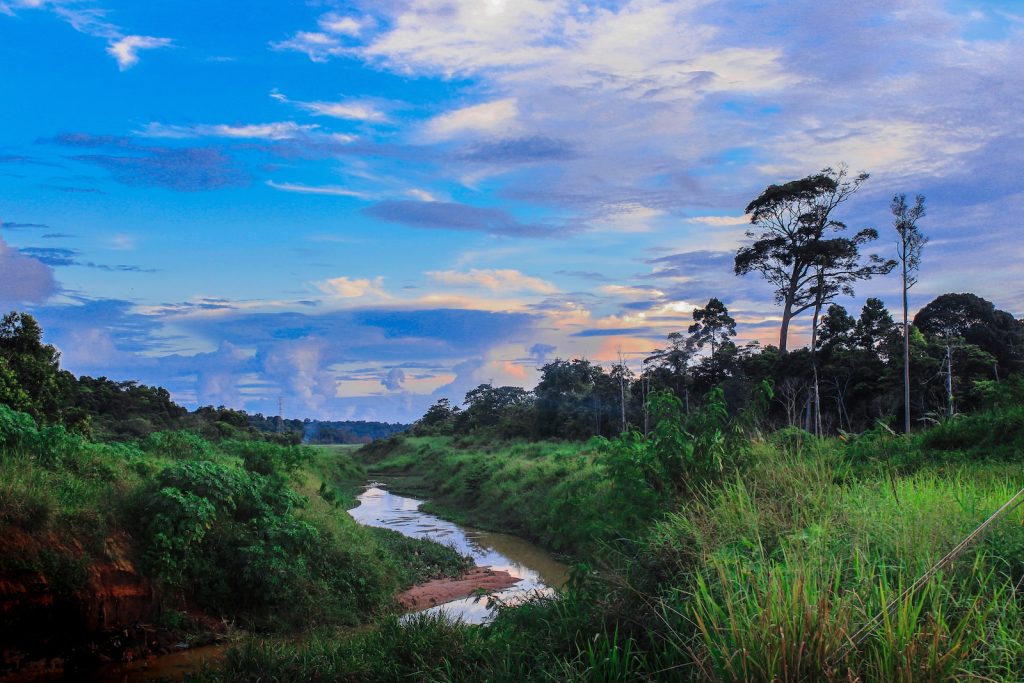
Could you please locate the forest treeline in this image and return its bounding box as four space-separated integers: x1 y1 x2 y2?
415 290 1023 441
416 167 1022 441
0 310 405 444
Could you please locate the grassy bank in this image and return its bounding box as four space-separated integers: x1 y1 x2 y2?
0 404 469 675
200 404 1024 681
358 435 632 556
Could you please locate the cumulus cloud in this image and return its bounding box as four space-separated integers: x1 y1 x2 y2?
425 98 519 140
527 342 556 365
0 235 57 304
107 35 172 70
427 269 557 294
381 367 405 391
317 276 387 299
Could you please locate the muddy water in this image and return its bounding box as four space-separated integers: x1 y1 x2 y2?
349 484 568 624
87 643 226 682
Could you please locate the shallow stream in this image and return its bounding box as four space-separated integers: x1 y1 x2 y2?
349 483 568 624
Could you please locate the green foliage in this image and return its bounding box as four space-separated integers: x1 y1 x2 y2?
367 527 473 588
220 438 313 475
141 430 215 460
918 404 1024 461
132 453 399 629
362 435 611 554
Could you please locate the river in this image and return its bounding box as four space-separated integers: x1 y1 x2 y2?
349 483 568 624
87 482 560 680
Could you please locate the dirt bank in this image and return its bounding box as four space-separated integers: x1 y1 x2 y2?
397 567 521 610
0 528 225 682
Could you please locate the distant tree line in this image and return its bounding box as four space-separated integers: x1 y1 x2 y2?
246 414 408 444
414 165 1023 440
0 311 405 444
413 291 1022 441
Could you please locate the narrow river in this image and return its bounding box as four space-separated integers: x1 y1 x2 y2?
349 483 568 624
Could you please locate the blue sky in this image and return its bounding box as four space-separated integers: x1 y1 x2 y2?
1 0 1021 422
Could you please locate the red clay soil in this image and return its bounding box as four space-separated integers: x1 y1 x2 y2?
397 567 521 610
0 528 225 682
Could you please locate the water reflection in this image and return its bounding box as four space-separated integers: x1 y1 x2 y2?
349 485 568 624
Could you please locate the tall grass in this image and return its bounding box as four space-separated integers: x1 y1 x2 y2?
329 426 1024 682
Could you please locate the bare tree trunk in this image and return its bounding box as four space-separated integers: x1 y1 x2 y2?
779 301 793 354
902 261 912 434
643 376 649 436
946 344 954 418
617 352 627 434
810 296 823 436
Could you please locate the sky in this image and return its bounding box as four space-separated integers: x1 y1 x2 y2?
1 0 1022 422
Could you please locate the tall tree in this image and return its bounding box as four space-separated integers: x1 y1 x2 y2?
817 304 856 353
688 297 737 370
891 193 927 433
806 235 896 433
0 311 66 422
645 331 696 411
735 165 868 353
856 298 898 351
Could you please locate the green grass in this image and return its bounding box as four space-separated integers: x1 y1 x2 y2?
356 435 622 556
0 404 473 641
293 422 1024 682
14 397 1024 681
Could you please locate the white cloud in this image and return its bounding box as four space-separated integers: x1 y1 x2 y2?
687 215 750 226
140 121 319 140
271 31 344 62
271 90 388 123
406 188 438 202
758 118 991 179
4 2 172 68
317 276 388 299
107 35 172 70
266 181 369 199
318 13 364 36
0 235 57 304
425 98 518 140
600 285 665 299
427 268 557 294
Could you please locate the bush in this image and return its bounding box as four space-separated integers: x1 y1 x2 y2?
141 430 215 460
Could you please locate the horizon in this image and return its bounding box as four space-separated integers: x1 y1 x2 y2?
2 0 1021 422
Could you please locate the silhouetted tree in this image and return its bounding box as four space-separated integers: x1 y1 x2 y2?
688 298 737 372
735 165 869 353
892 193 928 432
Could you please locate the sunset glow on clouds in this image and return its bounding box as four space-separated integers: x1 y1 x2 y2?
1 0 1021 421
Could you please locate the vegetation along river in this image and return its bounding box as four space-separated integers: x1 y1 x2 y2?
349 484 569 623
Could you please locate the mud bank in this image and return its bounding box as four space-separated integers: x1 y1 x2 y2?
0 529 224 682
397 567 521 610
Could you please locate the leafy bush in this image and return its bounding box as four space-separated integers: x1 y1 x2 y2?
919 405 1024 460
133 457 397 629
141 430 215 460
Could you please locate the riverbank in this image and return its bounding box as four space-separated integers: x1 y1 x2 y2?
355 436 620 557
194 413 1024 682
347 484 567 623
0 413 471 681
